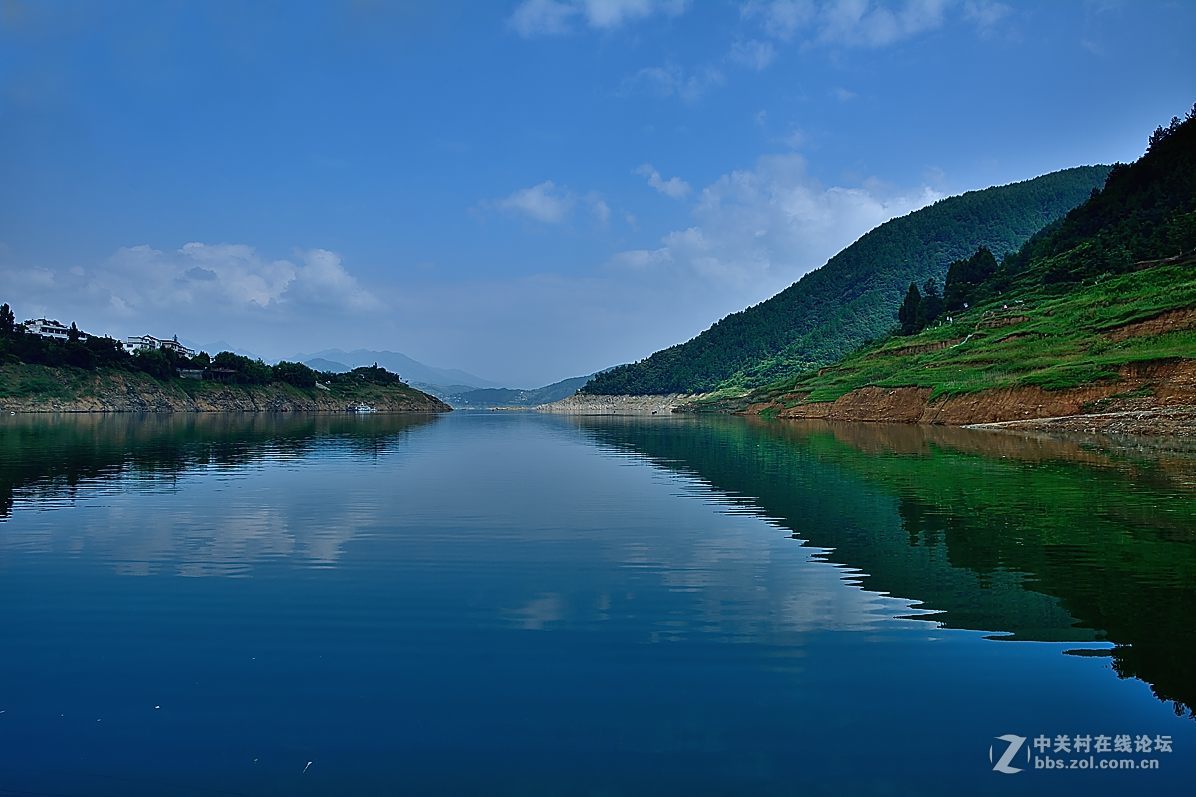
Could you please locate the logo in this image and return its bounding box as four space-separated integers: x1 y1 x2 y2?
987 731 1172 774
990 734 1029 774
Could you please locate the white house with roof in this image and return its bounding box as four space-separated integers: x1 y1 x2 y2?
123 334 195 358
24 318 88 342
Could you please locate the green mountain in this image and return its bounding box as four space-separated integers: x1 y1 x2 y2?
736 109 1196 418
581 166 1112 396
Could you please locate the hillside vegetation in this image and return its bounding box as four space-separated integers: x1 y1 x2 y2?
0 311 450 412
582 165 1111 396
743 261 1193 404
0 362 450 413
727 109 1196 423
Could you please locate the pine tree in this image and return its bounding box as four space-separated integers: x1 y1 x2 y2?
897 282 922 336
917 278 944 329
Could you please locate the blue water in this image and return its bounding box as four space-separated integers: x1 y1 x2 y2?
0 412 1193 795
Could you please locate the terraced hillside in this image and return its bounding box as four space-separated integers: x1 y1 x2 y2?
721 110 1196 432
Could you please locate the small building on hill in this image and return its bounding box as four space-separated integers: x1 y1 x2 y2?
124 334 195 358
24 318 88 342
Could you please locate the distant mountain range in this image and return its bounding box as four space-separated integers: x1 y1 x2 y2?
297 348 598 407
296 348 500 393
186 340 261 360
446 375 594 408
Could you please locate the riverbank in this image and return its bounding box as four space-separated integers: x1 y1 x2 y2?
535 393 694 415
724 359 1194 436
539 359 1196 436
965 405 1196 437
0 364 451 413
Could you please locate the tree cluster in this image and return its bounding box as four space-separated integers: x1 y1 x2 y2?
1 312 132 372
1004 104 1196 285
896 105 1196 338
895 278 945 336
943 247 1000 311
0 306 401 390
327 363 405 387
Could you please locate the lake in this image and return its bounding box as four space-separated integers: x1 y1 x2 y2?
1 411 1193 796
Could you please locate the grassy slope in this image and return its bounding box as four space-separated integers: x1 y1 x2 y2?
735 259 1195 407
0 364 447 409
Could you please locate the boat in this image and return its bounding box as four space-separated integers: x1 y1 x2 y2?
347 403 377 413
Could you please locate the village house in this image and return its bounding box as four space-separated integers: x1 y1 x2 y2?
24 318 88 342
123 334 195 358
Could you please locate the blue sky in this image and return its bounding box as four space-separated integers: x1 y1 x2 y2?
1 0 1193 386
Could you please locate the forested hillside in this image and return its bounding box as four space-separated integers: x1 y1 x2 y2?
730 108 1196 426
582 166 1111 395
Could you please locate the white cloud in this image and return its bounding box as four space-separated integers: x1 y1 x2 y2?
588 194 612 224
486 182 611 226
0 241 379 350
509 0 688 37
743 0 1010 48
87 243 377 313
613 153 943 293
635 163 691 199
583 0 688 28
963 0 1011 33
741 0 815 41
622 62 725 102
779 126 807 149
724 1 1003 82
728 38 777 70
492 180 576 223
817 0 949 47
509 0 576 37
610 247 672 269
287 248 378 308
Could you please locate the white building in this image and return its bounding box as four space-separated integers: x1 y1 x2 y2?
24 318 88 342
124 334 195 358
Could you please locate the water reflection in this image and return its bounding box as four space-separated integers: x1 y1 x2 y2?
570 416 1196 719
0 412 441 574
0 412 1193 796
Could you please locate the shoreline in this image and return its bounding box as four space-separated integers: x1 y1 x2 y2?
3 408 448 414
535 393 696 415
963 405 1196 437
534 371 1195 437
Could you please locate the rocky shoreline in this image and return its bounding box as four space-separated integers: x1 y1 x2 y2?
739 360 1195 436
965 406 1196 437
534 360 1196 436
535 393 695 415
0 365 450 413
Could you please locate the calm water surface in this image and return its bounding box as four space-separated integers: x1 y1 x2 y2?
1 412 1193 796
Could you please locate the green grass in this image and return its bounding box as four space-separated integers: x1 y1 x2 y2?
0 365 74 399
718 262 1196 409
